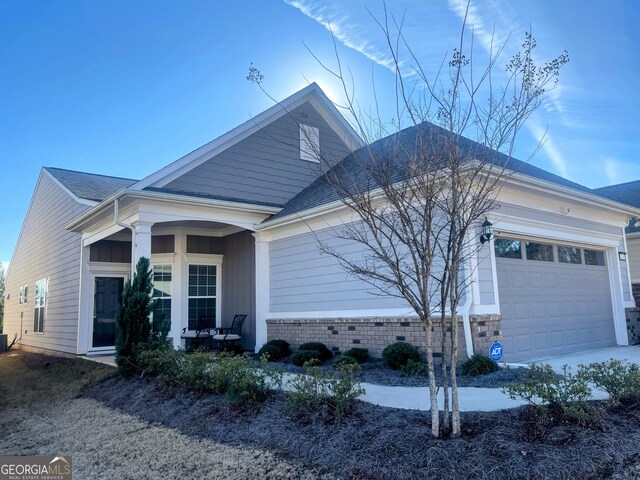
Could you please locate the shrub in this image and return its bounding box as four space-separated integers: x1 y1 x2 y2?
258 343 284 362
299 342 333 361
268 339 291 357
178 350 217 392
343 347 369 363
137 345 185 385
115 257 155 375
382 342 420 370
400 359 428 377
579 359 640 403
223 356 270 409
334 354 358 368
290 349 322 367
287 362 365 420
502 364 593 420
461 354 500 377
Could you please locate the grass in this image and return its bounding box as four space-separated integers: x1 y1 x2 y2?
0 350 325 479
3 350 640 479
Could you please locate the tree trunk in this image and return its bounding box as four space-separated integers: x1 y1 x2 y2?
440 311 450 432
450 294 461 437
424 315 440 437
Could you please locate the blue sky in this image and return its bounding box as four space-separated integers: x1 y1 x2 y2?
1 0 638 267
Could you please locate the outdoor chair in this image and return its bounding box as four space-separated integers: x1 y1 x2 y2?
181 316 215 351
212 314 247 352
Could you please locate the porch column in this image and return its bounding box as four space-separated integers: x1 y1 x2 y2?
131 221 153 271
254 232 270 352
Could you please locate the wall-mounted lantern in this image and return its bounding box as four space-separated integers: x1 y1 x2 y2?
480 219 493 245
619 251 628 261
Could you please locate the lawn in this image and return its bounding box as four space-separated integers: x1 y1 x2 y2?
2 350 640 479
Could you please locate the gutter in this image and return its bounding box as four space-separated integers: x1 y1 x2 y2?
114 199 136 277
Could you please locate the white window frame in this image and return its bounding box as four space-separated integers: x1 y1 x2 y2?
300 124 320 163
33 278 48 334
152 264 173 323
186 260 222 331
19 284 28 305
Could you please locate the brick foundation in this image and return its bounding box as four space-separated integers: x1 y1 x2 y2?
626 308 640 345
266 315 501 363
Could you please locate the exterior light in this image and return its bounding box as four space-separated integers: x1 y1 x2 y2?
480 219 493 245
619 251 628 261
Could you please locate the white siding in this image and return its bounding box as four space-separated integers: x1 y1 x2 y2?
627 236 640 283
3 172 89 353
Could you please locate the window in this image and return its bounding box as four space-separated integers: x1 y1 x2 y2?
300 124 320 162
558 245 582 264
584 249 606 266
19 284 28 305
494 239 522 259
188 265 217 331
526 241 554 262
152 265 172 323
33 278 47 333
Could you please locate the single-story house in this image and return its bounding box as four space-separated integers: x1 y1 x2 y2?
4 83 640 362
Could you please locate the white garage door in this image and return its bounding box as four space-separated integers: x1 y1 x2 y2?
495 237 616 362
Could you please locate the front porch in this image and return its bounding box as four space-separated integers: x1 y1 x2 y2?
68 190 278 355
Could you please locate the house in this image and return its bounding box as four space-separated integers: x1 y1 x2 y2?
3 83 639 362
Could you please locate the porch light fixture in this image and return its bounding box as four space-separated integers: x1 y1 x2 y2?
619 251 628 261
480 219 493 245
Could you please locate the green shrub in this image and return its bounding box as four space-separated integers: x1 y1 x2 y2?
258 343 284 362
290 349 322 367
268 339 291 356
579 359 640 403
502 364 593 420
224 358 270 409
137 345 185 385
461 354 500 376
400 359 428 377
382 342 420 370
299 342 332 361
334 354 358 368
343 347 369 363
287 362 365 420
178 350 216 392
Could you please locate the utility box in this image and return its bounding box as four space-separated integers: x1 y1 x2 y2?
0 334 7 353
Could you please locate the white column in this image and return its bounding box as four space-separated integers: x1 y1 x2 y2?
131 221 153 270
170 229 185 348
76 243 92 354
608 246 630 345
253 232 270 352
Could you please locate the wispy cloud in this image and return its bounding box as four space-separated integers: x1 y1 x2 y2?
526 120 569 178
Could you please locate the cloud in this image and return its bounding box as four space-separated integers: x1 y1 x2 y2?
526 120 570 179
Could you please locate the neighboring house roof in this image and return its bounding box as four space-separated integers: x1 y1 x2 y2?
45 167 137 202
594 180 640 233
270 121 597 222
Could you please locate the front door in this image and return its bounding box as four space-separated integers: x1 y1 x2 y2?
93 277 124 348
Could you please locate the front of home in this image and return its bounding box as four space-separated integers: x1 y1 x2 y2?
4 83 639 363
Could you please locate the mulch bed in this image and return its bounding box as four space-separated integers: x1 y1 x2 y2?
84 375 640 480
262 357 535 388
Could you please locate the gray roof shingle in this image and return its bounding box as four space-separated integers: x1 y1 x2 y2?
45 167 137 202
271 121 596 222
594 180 640 233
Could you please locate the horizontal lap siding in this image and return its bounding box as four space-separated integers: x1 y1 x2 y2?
627 236 640 282
165 103 351 206
3 173 89 354
269 228 410 312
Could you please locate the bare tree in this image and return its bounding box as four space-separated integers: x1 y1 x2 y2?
249 3 567 438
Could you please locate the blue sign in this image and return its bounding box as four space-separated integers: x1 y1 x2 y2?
489 342 503 361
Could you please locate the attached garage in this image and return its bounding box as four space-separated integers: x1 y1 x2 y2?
495 237 617 362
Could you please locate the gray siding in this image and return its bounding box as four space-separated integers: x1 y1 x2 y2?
221 231 256 348
620 237 632 301
3 172 90 353
627 236 640 282
165 102 352 206
270 228 410 312
477 240 495 304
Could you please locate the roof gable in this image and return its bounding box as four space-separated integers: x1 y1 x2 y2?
131 83 364 191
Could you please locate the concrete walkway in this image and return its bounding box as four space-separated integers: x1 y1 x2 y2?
76 345 640 412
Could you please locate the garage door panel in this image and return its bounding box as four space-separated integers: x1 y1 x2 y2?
497 244 616 362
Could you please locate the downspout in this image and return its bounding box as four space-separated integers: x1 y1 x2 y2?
460 256 474 359
114 199 136 278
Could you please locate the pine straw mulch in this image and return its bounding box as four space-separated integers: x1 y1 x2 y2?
84 374 640 480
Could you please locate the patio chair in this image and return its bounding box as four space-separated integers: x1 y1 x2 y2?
181 316 214 351
212 314 247 352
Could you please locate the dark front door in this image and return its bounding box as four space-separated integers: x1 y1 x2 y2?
93 277 124 348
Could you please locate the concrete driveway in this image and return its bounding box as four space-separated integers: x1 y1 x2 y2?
530 345 640 373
